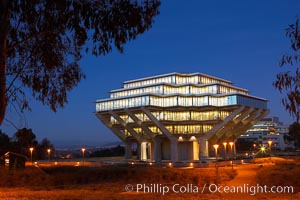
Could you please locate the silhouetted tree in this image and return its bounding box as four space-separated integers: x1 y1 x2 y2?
36 138 54 160
13 128 38 155
273 18 300 123
0 0 160 125
289 122 300 147
0 129 10 152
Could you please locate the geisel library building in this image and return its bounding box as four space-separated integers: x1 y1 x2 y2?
96 72 269 163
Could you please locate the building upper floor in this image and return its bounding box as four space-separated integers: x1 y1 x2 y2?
110 72 248 98
96 72 268 112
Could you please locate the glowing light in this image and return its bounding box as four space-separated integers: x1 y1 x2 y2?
223 142 227 160
213 144 219 150
190 136 196 141
213 144 219 162
47 148 51 161
81 148 86 159
29 147 34 163
268 140 272 147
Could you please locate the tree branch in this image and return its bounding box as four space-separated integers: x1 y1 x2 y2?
4 118 19 130
6 30 49 53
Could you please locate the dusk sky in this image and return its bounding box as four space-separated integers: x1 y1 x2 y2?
2 0 300 147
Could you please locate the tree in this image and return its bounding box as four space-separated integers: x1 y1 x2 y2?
36 138 54 160
0 0 160 125
289 122 300 147
273 18 300 123
13 128 38 155
0 129 10 152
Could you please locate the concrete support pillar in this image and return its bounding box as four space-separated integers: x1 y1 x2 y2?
233 140 237 158
149 142 155 161
199 139 208 161
223 144 227 161
193 141 199 160
141 142 147 161
136 142 141 160
171 140 178 163
154 138 161 162
125 141 132 160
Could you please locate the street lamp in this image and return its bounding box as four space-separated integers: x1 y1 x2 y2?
29 147 34 163
223 142 227 160
81 148 86 165
213 144 219 163
229 142 234 159
268 140 272 157
252 143 257 157
47 148 51 161
229 142 234 169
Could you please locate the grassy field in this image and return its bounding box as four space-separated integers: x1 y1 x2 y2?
255 157 300 193
0 163 235 199
0 157 299 199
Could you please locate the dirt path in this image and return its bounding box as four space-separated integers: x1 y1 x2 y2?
225 164 258 186
219 163 298 200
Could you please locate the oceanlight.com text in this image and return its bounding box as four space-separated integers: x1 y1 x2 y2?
124 183 294 196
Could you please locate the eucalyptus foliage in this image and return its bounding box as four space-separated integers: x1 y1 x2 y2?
0 0 160 124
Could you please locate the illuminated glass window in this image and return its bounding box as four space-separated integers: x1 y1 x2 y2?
178 96 193 106
172 125 213 134
193 96 208 106
134 113 150 122
167 97 178 107
148 126 162 134
133 128 143 135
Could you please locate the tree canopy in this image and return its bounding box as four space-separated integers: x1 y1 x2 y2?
0 0 160 125
273 18 300 123
13 128 38 154
0 129 10 151
288 122 300 147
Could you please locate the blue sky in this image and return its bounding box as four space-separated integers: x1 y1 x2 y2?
2 0 300 146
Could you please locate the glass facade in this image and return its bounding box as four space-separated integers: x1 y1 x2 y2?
110 84 248 98
96 72 268 136
123 124 213 135
123 73 233 89
97 73 267 112
96 94 267 111
111 110 231 125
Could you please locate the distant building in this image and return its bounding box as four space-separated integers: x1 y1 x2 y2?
239 116 294 150
95 72 269 162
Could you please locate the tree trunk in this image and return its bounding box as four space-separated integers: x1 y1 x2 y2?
0 50 6 125
0 0 9 125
